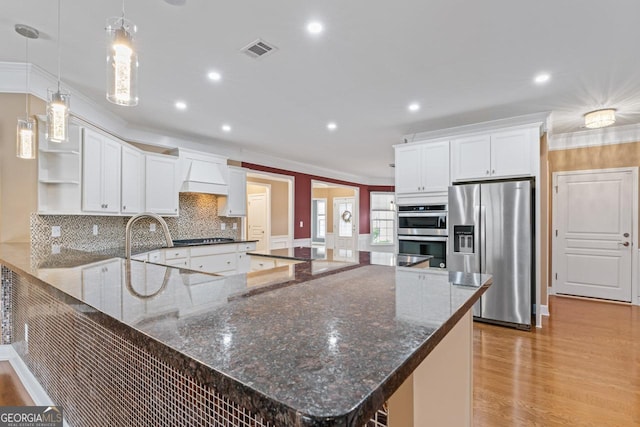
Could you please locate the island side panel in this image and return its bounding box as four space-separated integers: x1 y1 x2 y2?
387 311 473 427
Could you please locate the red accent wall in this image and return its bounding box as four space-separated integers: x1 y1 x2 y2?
241 162 394 239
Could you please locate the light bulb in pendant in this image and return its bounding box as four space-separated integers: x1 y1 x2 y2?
17 118 36 159
106 17 138 106
47 90 70 142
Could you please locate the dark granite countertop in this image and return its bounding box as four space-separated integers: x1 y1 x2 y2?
0 243 491 426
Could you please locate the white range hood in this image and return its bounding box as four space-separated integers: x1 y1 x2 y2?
176 149 229 195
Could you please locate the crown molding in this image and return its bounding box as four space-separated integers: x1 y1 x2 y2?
549 122 640 151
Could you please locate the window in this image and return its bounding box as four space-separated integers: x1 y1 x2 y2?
370 192 395 245
312 199 326 243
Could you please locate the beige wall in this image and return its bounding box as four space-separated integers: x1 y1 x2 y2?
247 178 289 236
312 186 355 233
547 140 640 295
0 93 43 243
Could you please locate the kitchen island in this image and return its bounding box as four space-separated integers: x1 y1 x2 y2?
0 243 490 427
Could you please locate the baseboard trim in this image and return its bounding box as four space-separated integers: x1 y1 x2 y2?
0 345 58 408
540 305 550 317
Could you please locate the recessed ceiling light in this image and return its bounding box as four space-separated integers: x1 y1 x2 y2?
175 101 187 110
534 72 551 84
221 124 231 132
327 122 337 131
408 103 420 112
307 21 324 35
208 71 222 81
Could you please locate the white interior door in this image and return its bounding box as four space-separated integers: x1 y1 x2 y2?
554 169 634 302
333 197 357 254
247 193 269 251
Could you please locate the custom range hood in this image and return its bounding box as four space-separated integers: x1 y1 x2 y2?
177 149 229 195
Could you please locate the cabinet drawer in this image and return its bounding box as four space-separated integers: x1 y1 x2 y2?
190 244 236 257
190 253 237 273
250 257 276 271
164 248 189 260
148 251 163 263
239 241 257 252
164 258 189 268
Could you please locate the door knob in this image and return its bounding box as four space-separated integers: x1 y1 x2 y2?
624 232 629 237
619 242 630 247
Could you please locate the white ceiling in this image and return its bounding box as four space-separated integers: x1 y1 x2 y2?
3 0 640 183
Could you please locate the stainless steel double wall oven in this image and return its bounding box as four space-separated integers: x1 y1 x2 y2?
397 204 447 268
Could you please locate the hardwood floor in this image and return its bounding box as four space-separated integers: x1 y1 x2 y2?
0 361 34 406
473 296 640 426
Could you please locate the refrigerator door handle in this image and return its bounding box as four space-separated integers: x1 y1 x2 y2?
480 204 486 273
474 205 482 274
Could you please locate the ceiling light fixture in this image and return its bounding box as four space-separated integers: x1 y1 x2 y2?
584 108 616 129
327 122 337 131
47 0 70 143
106 0 138 106
534 72 550 84
208 71 222 81
307 21 324 34
408 103 420 112
175 101 187 110
222 124 231 132
15 24 39 160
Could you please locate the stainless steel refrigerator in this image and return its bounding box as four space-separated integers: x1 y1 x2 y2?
448 180 533 330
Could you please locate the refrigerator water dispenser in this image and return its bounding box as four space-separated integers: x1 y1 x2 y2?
453 225 474 253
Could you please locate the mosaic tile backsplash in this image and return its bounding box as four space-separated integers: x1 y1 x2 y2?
31 193 240 252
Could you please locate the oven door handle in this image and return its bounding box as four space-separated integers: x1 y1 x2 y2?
397 235 448 242
398 212 447 217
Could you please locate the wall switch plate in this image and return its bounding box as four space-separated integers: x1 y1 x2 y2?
93 225 98 235
221 223 226 230
299 220 304 228
150 223 156 232
51 244 60 254
51 225 61 237
232 223 238 230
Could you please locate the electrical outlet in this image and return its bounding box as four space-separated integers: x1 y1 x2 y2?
51 225 61 237
93 224 98 235
150 223 156 232
221 223 226 230
232 223 237 230
51 244 60 254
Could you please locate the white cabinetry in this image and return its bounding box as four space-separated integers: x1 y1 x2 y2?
218 167 247 217
121 145 144 214
451 127 537 182
153 242 257 275
82 128 121 213
395 140 450 196
145 154 179 215
37 117 82 214
81 260 122 315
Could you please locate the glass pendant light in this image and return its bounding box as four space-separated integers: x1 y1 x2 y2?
15 24 40 160
106 0 138 106
47 0 70 143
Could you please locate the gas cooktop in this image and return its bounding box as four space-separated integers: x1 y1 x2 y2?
173 238 235 247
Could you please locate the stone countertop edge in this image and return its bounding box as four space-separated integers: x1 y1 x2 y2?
247 251 313 262
0 247 491 426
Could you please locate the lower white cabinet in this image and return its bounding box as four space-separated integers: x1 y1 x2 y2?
145 154 179 215
190 253 237 273
151 242 257 275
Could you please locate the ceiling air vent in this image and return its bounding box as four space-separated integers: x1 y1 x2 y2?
241 39 278 59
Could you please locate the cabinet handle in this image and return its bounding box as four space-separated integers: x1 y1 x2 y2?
486 170 489 175
123 205 126 210
105 204 108 209
174 208 177 212
198 265 203 269
226 261 231 264
492 169 495 175
175 252 180 256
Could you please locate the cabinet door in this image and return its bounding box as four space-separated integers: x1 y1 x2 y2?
421 141 450 192
101 137 122 213
82 129 104 212
490 129 534 178
451 135 491 181
145 155 179 215
121 145 144 214
219 167 247 216
395 145 423 194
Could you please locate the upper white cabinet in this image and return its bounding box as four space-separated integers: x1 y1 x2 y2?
82 128 121 213
145 154 179 215
121 145 144 214
218 167 247 217
451 127 538 182
395 140 450 195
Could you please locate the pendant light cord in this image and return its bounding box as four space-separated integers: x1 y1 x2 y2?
56 0 61 91
25 36 29 117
